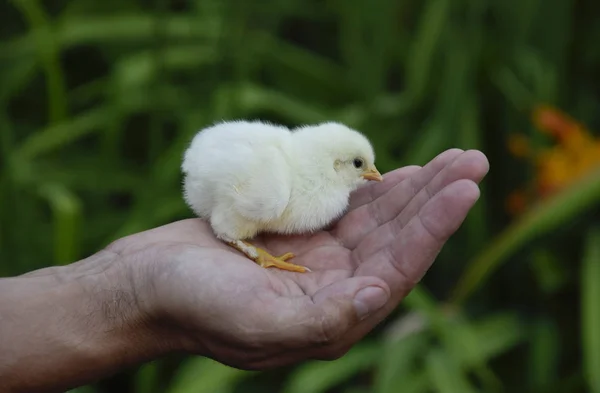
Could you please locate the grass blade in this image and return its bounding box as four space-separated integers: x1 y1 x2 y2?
38 183 82 265
17 106 114 159
404 0 451 105
582 226 600 393
284 343 379 393
426 348 477 393
10 0 68 124
135 360 161 393
166 357 253 393
375 331 430 393
528 318 559 389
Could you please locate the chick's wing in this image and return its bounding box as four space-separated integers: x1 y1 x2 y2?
227 144 292 223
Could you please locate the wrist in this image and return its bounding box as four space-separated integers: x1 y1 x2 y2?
104 248 186 356
0 250 174 392
78 248 179 365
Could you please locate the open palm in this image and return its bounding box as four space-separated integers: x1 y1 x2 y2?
108 148 488 369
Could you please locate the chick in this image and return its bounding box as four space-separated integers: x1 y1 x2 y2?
181 120 382 273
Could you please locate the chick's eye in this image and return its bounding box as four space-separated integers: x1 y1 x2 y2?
353 158 364 168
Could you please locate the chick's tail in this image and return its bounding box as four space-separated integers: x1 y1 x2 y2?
229 240 310 273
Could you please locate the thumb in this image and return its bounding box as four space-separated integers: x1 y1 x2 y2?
313 276 390 322
278 277 390 347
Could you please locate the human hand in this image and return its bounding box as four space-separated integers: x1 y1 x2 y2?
108 148 489 370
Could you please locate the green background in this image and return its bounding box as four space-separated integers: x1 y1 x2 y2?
2 0 600 392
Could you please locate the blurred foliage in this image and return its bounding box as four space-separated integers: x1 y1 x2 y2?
2 0 600 392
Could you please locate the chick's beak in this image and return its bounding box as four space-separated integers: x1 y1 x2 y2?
361 166 383 182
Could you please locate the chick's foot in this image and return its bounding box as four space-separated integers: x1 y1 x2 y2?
229 240 310 273
254 247 310 273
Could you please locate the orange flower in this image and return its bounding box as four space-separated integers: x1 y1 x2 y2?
535 147 573 197
532 104 582 142
506 105 600 216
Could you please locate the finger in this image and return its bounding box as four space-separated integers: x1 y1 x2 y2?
346 165 421 211
300 290 405 361
353 150 489 262
395 150 489 231
355 179 481 293
332 148 464 249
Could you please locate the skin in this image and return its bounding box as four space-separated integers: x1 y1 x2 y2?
0 149 489 393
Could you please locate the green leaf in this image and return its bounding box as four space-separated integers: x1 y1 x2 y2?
375 331 430 393
527 319 559 389
404 288 518 391
166 357 253 393
135 360 161 393
37 183 82 265
2 14 221 59
113 46 217 90
258 32 348 94
16 107 114 159
426 348 477 393
582 226 600 393
491 67 535 111
10 0 68 124
404 0 452 105
0 57 38 102
284 343 379 393
472 313 524 361
530 247 568 294
459 94 488 253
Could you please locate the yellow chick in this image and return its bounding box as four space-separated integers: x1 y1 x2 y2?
181 120 382 273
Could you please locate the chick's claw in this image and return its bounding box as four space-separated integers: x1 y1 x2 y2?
254 248 310 273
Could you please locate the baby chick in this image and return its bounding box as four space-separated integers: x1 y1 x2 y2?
181 120 382 273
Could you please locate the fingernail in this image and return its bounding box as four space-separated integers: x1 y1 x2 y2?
353 286 389 320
